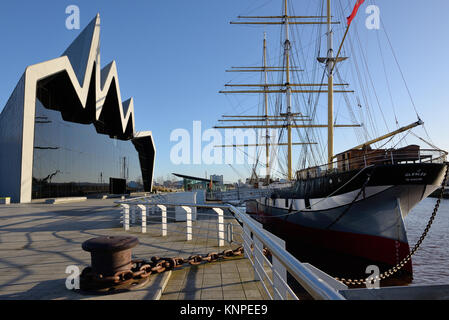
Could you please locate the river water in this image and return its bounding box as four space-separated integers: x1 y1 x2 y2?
405 197 449 286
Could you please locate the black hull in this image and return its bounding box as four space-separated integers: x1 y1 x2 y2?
246 162 447 288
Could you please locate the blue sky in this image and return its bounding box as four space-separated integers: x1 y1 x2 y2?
1 0 449 183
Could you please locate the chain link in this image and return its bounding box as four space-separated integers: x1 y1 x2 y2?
81 246 245 287
335 163 449 286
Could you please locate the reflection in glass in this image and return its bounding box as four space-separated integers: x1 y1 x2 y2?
32 100 143 199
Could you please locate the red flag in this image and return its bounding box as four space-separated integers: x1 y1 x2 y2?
347 0 365 26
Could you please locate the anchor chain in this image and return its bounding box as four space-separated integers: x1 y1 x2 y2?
81 246 245 289
335 162 449 286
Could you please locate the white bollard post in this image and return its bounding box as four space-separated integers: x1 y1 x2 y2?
213 208 225 247
121 204 130 231
137 204 147 233
182 206 192 241
157 205 167 237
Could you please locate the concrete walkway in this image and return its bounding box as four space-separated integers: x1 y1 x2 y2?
0 199 266 300
160 258 266 300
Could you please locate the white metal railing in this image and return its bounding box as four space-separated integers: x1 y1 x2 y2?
116 200 345 300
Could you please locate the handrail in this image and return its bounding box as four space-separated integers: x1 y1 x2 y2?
226 204 345 300
117 200 346 300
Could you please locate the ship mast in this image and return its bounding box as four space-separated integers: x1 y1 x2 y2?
283 0 293 180
263 33 270 182
215 0 359 181
327 0 334 168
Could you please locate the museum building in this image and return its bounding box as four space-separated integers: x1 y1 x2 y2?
0 14 156 203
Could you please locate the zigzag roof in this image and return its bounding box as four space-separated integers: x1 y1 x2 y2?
25 14 135 139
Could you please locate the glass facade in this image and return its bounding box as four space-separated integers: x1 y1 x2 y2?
182 178 210 191
32 100 143 199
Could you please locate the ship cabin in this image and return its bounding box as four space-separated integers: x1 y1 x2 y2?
335 144 424 172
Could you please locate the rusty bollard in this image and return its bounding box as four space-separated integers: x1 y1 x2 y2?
79 236 150 294
82 236 138 276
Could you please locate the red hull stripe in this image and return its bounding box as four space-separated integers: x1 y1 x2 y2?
250 207 413 274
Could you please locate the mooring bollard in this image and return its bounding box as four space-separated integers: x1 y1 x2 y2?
82 236 139 276
79 235 150 293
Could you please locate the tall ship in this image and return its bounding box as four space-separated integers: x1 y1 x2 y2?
214 0 448 286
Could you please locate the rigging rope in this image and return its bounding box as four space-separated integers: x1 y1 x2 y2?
379 9 420 121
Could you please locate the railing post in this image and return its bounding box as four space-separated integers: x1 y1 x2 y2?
268 233 287 300
157 205 167 237
253 235 264 282
121 204 130 231
213 208 225 247
242 222 252 260
182 206 192 241
137 204 146 233
226 223 233 243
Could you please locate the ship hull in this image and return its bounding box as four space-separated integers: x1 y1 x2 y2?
246 163 446 287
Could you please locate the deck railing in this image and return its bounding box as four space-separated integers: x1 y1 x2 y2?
116 199 346 300
297 148 447 180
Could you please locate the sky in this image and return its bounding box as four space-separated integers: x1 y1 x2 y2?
1 0 449 183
